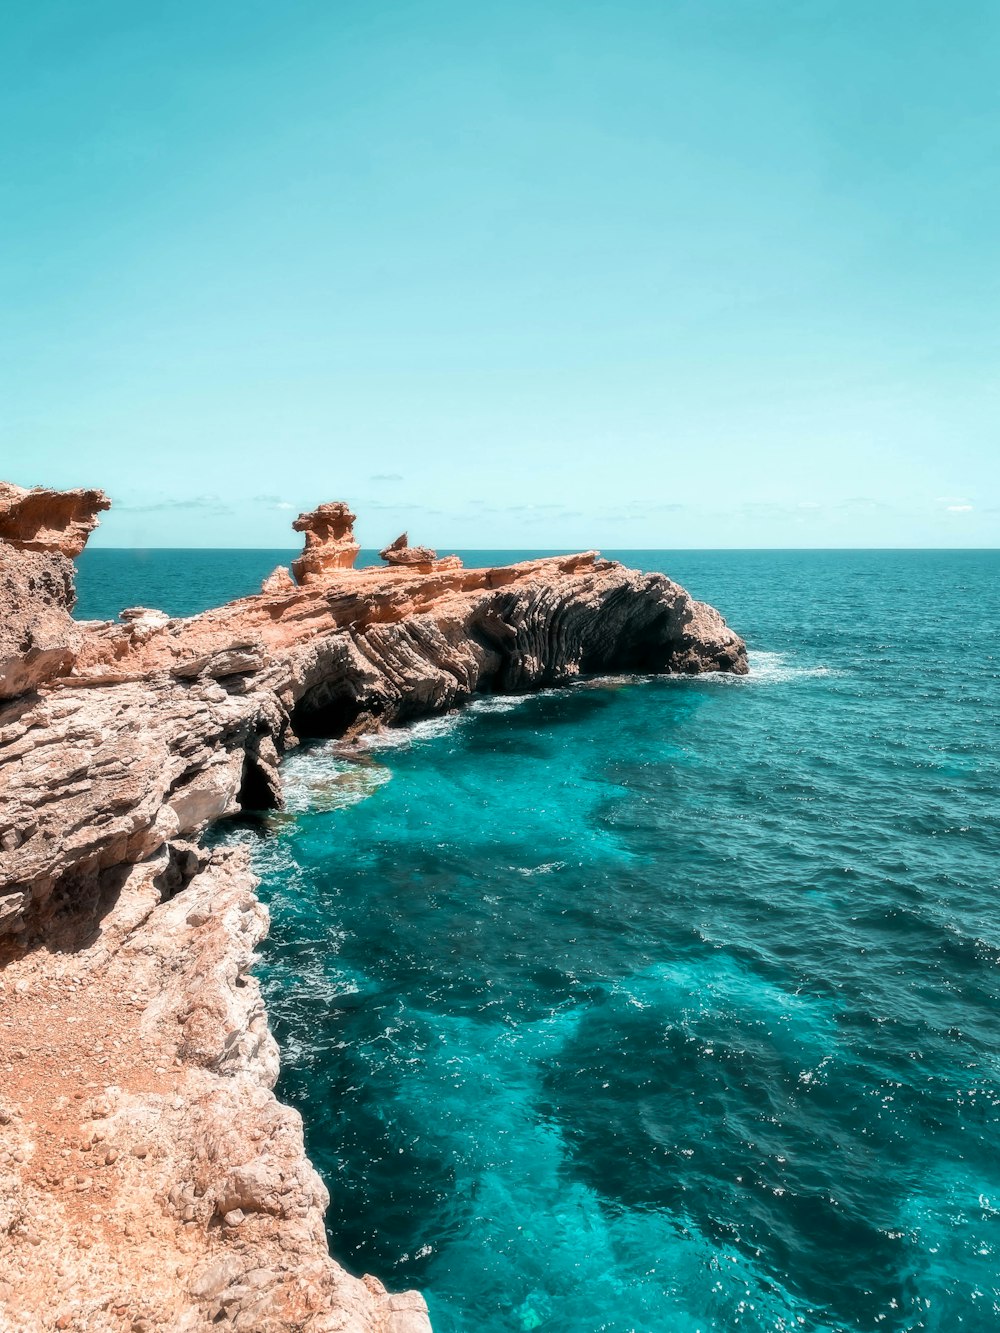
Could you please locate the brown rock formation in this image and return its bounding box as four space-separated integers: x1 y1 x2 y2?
0 485 110 699
379 532 462 573
0 481 110 558
261 565 295 595
0 483 748 1331
0 847 429 1333
0 546 80 701
291 502 360 585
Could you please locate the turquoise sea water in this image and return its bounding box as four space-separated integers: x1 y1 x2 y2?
77 550 1000 1332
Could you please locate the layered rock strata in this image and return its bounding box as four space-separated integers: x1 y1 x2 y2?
0 485 111 702
291 503 361 585
0 484 747 1331
0 482 110 559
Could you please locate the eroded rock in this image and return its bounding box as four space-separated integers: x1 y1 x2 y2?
0 482 747 1332
0 481 110 558
379 531 463 573
0 847 429 1332
291 501 360 584
0 546 80 700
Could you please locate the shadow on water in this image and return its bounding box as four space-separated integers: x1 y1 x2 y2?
539 993 919 1329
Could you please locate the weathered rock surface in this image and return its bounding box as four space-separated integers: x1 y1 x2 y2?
0 483 747 1331
0 484 110 700
0 847 429 1332
378 533 462 573
0 481 110 558
291 502 361 584
0 546 81 701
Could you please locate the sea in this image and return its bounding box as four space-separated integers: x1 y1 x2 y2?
75 548 1000 1333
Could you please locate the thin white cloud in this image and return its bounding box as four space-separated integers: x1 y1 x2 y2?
946 504 974 513
116 495 231 514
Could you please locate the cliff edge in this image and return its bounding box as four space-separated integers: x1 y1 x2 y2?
0 485 746 1331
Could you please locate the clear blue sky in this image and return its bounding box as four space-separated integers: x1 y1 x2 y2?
3 1 999 548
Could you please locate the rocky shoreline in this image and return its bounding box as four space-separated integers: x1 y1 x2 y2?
0 482 747 1331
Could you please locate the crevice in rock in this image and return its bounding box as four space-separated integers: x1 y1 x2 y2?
290 685 366 740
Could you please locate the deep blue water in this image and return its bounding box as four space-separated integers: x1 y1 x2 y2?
78 550 1000 1332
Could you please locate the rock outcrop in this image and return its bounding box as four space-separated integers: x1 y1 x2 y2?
0 484 747 1332
0 846 430 1333
291 502 360 585
379 533 462 573
0 546 80 702
0 482 110 558
0 484 110 700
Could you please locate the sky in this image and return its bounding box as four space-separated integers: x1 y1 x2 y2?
2 0 999 549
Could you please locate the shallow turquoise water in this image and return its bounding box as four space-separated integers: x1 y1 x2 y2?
80 550 1000 1332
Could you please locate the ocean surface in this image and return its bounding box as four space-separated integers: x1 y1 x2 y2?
77 549 1000 1333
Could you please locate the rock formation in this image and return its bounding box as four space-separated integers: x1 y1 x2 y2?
379 533 462 573
291 502 360 585
0 481 110 558
0 485 111 701
0 483 747 1331
0 546 78 701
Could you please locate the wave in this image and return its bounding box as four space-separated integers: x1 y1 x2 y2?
665 649 836 687
359 712 467 752
747 649 836 683
285 652 832 779
280 743 393 812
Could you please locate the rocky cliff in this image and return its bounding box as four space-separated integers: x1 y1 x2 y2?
0 486 747 1331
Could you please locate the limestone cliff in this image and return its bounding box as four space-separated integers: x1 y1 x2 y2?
0 485 110 701
0 484 747 1331
0 482 110 559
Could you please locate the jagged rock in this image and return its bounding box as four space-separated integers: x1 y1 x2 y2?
380 531 463 572
0 486 111 700
290 501 360 584
0 546 80 701
380 531 434 564
260 565 294 595
0 847 429 1332
0 481 110 558
0 483 747 1333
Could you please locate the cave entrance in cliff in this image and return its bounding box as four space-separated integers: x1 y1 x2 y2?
290 687 368 741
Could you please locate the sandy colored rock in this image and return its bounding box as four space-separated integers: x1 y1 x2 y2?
0 481 110 558
261 565 295 595
0 481 747 1332
0 847 428 1332
291 502 360 584
379 532 462 573
0 545 81 701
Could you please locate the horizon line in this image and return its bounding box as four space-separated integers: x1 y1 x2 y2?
79 545 1000 554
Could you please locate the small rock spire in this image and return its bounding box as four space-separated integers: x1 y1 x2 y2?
290 501 360 585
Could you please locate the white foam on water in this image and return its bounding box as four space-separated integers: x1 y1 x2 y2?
281 652 832 792
280 743 392 813
668 650 837 687
747 649 835 684
359 711 466 752
467 694 529 714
